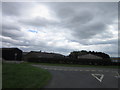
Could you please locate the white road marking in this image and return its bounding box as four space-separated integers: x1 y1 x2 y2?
68 69 73 71
48 68 54 70
115 72 120 78
53 68 57 70
41 67 115 73
91 74 104 82
91 70 96 71
57 69 63 70
63 69 68 71
116 72 120 76
44 68 48 69
74 69 79 71
115 76 120 78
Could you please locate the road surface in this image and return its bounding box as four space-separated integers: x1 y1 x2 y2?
32 64 119 88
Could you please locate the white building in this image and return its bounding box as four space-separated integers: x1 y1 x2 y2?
78 53 102 59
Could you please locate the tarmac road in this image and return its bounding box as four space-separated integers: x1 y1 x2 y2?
32 64 119 88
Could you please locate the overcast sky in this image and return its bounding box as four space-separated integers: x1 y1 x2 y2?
1 2 118 57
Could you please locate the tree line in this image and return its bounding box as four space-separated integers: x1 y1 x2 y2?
69 50 110 59
26 50 119 65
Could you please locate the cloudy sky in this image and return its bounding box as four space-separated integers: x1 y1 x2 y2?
1 2 118 57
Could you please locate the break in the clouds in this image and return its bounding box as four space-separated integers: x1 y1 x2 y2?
1 2 118 57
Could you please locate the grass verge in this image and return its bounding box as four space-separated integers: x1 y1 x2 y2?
2 62 51 88
27 62 120 69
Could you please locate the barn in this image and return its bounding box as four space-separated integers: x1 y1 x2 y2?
77 53 103 65
78 53 103 59
1 48 23 61
23 51 65 63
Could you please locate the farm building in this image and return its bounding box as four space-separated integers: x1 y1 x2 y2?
78 53 102 59
23 51 65 63
77 54 104 65
1 48 23 61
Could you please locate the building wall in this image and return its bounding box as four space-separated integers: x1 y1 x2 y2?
78 54 102 59
2 48 22 61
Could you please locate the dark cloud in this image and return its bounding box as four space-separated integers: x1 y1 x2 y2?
2 2 22 16
2 30 23 39
70 11 94 24
73 21 107 39
2 2 33 16
19 17 57 27
46 2 117 39
87 39 117 45
2 23 20 30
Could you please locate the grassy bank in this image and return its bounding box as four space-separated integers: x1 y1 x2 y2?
2 62 51 88
27 62 120 69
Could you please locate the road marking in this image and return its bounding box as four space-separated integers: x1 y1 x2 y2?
57 69 63 70
115 72 120 78
74 69 79 71
49 68 55 70
68 69 73 71
91 74 104 82
112 71 116 73
44 68 48 69
115 76 120 78
42 67 114 73
53 68 57 70
98 70 103 72
105 70 109 72
91 70 96 71
63 69 68 71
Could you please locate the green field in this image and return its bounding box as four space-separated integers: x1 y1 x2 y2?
27 62 120 69
0 61 2 89
2 62 51 88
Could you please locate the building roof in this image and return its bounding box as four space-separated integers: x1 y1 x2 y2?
25 51 65 58
0 48 22 51
23 52 29 55
78 53 102 59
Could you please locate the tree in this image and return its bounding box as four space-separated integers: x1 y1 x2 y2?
69 50 87 59
69 50 110 59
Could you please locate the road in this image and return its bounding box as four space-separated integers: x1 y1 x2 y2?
32 64 119 88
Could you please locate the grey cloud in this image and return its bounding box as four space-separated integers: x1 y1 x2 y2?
55 6 76 19
19 17 57 27
2 2 22 16
2 23 20 30
2 30 22 39
102 44 118 57
73 21 107 39
2 2 35 16
70 11 94 25
88 39 118 45
70 38 117 46
48 2 117 22
2 40 30 47
47 2 117 39
2 35 46 48
61 10 94 29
